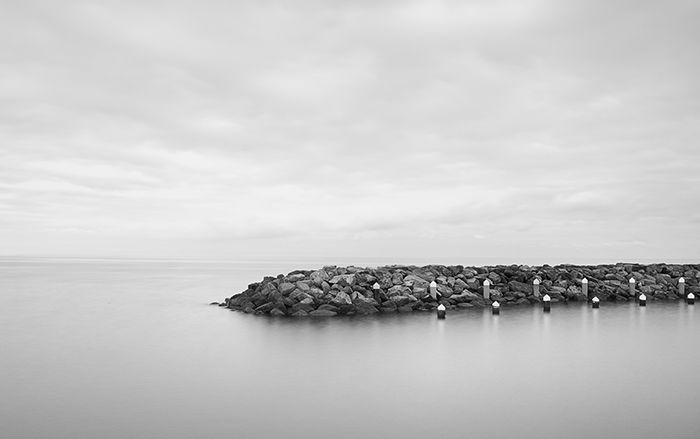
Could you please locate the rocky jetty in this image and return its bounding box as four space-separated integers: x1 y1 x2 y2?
218 263 699 316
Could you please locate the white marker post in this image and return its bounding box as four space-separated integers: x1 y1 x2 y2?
533 278 540 298
688 292 695 305
638 293 647 307
483 279 490 300
492 301 500 315
679 277 685 298
592 296 600 309
437 303 446 319
429 281 438 300
543 294 551 312
582 278 589 301
629 277 636 298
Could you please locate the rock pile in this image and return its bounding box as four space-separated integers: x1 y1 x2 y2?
217 263 699 316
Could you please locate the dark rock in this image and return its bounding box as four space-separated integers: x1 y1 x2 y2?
279 282 296 295
218 263 699 316
309 309 337 317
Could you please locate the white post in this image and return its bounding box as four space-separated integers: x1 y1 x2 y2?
592 296 600 309
492 300 500 315
429 281 438 300
582 278 588 300
679 277 685 297
533 278 540 297
639 293 646 307
437 303 446 319
542 294 551 312
629 277 636 297
483 279 490 300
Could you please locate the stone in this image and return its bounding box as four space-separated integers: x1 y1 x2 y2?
508 281 533 294
437 284 453 298
329 274 356 286
390 295 410 306
287 273 306 282
453 278 468 293
279 282 296 295
291 302 315 313
331 291 352 306
289 289 312 301
488 272 502 284
307 287 325 298
310 270 329 286
309 309 337 317
254 303 275 313
220 263 700 317
466 278 480 290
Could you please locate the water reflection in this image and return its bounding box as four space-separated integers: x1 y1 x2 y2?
1 261 699 439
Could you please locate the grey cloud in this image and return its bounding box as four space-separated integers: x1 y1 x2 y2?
1 0 699 261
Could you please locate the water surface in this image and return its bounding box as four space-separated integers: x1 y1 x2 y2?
1 259 698 439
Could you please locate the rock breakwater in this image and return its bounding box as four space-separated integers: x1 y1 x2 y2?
219 263 699 316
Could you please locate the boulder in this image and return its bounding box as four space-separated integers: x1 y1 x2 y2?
508 281 533 294
309 309 337 317
331 291 352 306
309 270 329 286
329 274 356 286
279 282 296 295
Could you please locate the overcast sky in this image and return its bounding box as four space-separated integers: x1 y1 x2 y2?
1 0 699 264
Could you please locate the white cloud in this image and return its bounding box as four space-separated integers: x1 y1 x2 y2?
0 0 699 262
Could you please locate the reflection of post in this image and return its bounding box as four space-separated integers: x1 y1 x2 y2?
429 281 438 300
533 278 540 298
492 301 500 315
483 279 490 300
629 277 636 298
582 278 588 301
592 296 600 309
543 294 551 313
679 277 685 298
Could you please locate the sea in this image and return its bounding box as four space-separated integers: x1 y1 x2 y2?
1 257 698 439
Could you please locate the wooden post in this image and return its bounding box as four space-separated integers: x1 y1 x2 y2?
542 294 551 312
629 277 636 298
679 277 685 298
492 301 500 315
429 281 438 300
638 293 646 307
533 278 540 298
582 278 588 301
592 296 600 309
688 292 695 305
437 303 446 319
483 279 490 300
372 282 381 302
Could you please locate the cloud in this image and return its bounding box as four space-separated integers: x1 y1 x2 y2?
1 0 699 262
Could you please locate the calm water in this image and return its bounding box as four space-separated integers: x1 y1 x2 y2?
1 259 698 439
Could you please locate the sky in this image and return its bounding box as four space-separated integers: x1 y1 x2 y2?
1 0 699 264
